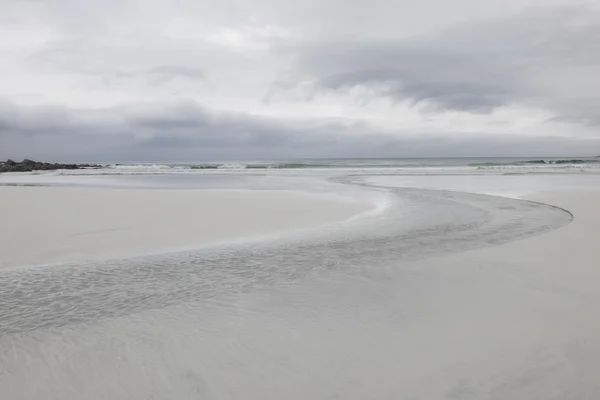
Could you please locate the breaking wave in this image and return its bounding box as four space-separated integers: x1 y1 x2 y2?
470 159 600 167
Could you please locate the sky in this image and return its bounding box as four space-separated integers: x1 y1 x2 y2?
1 0 600 161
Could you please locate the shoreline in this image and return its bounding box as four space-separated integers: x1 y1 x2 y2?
0 186 371 268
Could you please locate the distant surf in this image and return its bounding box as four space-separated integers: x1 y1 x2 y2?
106 157 600 171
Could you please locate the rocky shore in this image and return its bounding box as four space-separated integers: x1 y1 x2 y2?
0 159 102 173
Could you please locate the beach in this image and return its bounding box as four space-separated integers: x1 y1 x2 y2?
340 182 600 398
0 186 370 268
1 165 599 399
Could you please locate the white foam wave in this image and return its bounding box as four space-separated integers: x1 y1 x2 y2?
217 163 247 169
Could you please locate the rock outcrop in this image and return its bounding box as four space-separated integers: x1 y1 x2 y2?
0 159 102 173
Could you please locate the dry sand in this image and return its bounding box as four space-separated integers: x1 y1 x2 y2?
0 186 370 268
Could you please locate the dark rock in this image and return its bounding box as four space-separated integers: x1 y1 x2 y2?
0 159 103 173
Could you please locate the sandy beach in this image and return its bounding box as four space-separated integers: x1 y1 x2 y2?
0 186 370 268
331 185 600 398
1 173 600 399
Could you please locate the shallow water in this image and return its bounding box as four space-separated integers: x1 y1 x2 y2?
0 173 574 399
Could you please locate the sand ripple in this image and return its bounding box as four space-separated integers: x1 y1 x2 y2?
0 187 571 336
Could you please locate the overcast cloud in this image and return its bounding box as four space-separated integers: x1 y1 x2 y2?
1 0 600 161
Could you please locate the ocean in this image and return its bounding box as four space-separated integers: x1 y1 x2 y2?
93 156 600 173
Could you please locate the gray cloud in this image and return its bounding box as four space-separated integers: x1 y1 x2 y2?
28 39 205 86
1 0 600 160
102 65 205 86
287 4 600 119
1 100 599 162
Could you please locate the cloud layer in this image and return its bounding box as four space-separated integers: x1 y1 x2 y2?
1 0 600 160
